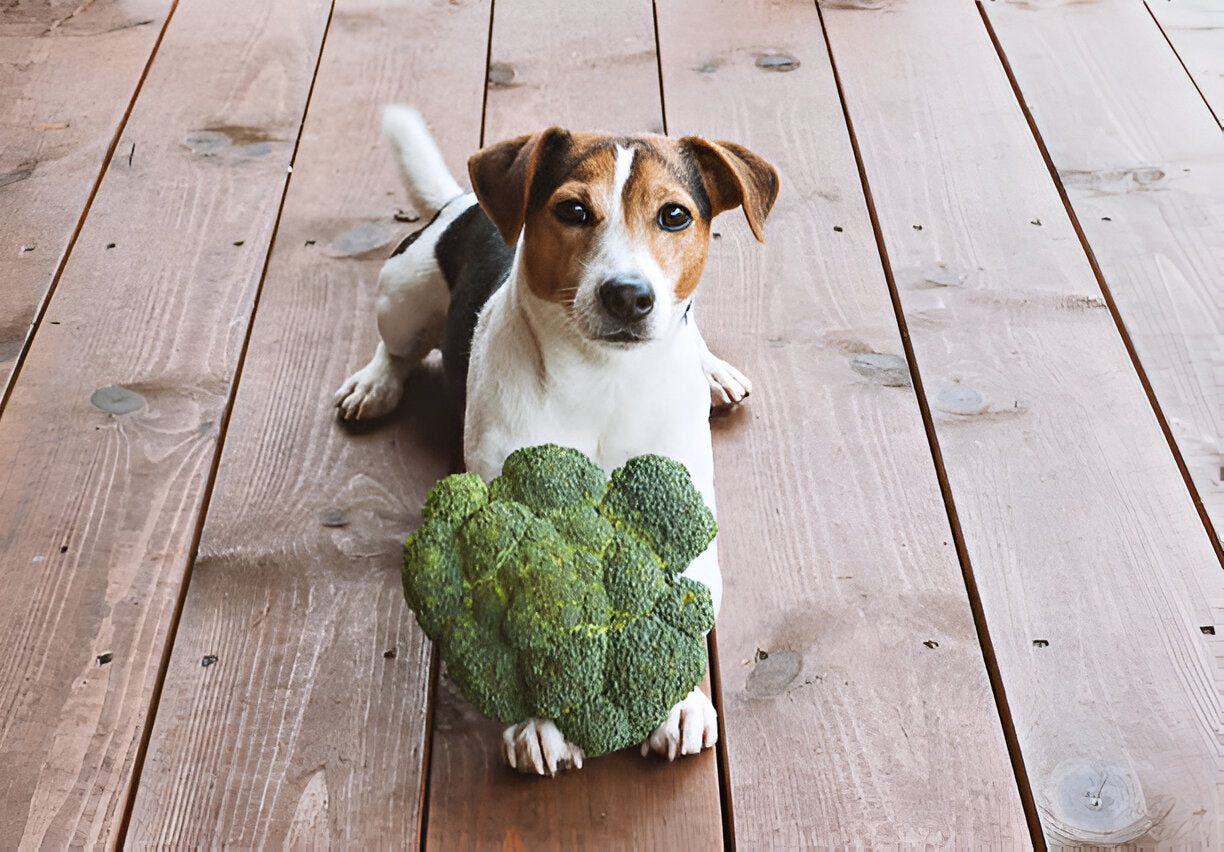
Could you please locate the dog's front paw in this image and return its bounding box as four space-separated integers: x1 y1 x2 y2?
701 352 752 408
640 688 718 761
502 718 585 776
333 363 402 421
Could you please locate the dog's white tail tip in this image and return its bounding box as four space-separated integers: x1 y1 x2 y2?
382 104 465 214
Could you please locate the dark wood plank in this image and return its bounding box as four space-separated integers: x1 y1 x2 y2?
0 0 331 845
656 0 1028 844
424 1 723 849
0 0 173 396
822 0 1224 845
124 0 490 844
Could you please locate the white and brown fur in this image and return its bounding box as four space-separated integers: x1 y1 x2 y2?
335 106 778 775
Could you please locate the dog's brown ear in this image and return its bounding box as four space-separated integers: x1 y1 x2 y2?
468 128 573 246
684 139 780 242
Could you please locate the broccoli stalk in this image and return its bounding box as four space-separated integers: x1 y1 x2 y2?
401 444 716 757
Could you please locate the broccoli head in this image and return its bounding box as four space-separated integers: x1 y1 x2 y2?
401 444 717 757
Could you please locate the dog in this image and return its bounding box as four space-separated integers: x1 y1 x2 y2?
335 106 778 775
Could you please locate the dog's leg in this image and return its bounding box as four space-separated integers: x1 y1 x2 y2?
640 688 719 760
502 718 586 776
334 237 449 420
692 316 751 408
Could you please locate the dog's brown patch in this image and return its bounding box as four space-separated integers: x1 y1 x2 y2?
520 138 619 305
620 142 712 302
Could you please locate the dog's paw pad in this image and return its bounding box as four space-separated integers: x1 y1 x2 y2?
333 368 402 421
640 689 718 761
502 718 585 776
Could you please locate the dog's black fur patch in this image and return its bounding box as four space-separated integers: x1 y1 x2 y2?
435 203 514 422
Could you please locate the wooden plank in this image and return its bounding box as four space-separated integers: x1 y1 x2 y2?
423 1 724 849
1147 0 1224 129
656 0 1028 845
480 0 662 141
124 0 490 845
985 0 1223 564
0 0 173 396
0 0 331 846
820 0 1224 846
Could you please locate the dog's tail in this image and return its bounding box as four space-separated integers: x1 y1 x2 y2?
382 105 466 214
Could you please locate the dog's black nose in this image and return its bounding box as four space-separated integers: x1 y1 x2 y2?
598 277 655 322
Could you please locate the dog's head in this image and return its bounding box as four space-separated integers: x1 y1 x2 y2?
468 130 779 344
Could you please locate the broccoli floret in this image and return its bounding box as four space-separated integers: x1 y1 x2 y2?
401 444 717 757
602 531 667 618
488 444 606 512
600 454 718 571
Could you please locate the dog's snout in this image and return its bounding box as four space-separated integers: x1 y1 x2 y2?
598 277 655 322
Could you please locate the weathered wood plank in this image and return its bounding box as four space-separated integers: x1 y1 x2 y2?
424 1 723 849
656 0 1028 845
985 0 1223 562
125 0 490 845
0 0 331 846
0 0 173 397
1147 0 1224 129
480 0 663 141
821 0 1224 845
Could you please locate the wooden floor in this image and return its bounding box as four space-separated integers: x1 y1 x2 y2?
2 0 1222 847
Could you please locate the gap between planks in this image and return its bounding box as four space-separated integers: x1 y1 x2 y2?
112 1 340 844
706 629 735 851
417 643 441 851
1144 0 1224 130
478 0 497 147
976 0 1224 569
814 1 1044 846
650 0 669 137
0 0 180 417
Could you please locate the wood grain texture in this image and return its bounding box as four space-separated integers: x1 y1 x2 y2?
985 0 1223 563
481 0 662 141
822 0 1224 846
424 1 722 848
1146 0 1224 129
657 0 1028 845
125 0 490 845
0 0 330 845
0 0 172 396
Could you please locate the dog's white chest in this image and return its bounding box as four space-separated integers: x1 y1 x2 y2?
463 287 713 485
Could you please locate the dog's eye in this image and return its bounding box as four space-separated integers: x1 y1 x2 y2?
658 204 692 232
553 200 591 226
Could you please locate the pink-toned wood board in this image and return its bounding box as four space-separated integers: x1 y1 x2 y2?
824 0 1224 844
0 0 172 396
0 0 330 844
126 0 489 845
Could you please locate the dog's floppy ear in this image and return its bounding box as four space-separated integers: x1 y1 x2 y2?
684 139 779 243
468 128 573 246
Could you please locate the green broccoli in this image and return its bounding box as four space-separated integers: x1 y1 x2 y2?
401 444 717 757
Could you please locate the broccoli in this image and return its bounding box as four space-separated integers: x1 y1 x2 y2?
401 444 717 757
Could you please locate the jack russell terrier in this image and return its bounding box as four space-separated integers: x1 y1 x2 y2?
335 106 778 775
